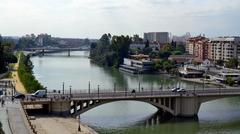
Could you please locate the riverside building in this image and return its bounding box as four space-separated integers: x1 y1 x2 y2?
209 37 240 62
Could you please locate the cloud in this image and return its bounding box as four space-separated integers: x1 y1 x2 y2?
0 0 239 38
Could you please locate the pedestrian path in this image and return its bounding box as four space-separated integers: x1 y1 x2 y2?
0 99 30 134
0 105 12 134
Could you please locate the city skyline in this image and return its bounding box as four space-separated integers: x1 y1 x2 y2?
0 0 240 38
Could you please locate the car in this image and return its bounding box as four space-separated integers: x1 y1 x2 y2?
171 87 180 92
31 90 47 98
14 92 25 99
177 88 186 93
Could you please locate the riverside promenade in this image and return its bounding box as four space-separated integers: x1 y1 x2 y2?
0 97 31 134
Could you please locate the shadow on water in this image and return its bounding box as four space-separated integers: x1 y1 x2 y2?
95 110 200 134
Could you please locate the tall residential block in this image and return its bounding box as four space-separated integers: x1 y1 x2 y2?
186 36 209 62
209 37 240 62
144 32 170 44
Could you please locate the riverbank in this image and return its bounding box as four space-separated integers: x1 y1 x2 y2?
31 116 97 134
11 53 27 94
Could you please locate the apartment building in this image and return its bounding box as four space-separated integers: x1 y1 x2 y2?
209 37 240 62
186 36 209 62
144 32 170 44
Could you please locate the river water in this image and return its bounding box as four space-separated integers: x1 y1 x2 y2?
31 51 240 134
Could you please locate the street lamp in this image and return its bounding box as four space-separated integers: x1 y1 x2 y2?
88 81 91 94
203 78 205 91
98 85 100 98
62 82 65 95
138 82 140 92
70 86 72 98
78 115 81 132
151 83 153 96
114 83 116 93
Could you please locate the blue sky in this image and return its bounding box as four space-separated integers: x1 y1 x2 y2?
0 0 240 38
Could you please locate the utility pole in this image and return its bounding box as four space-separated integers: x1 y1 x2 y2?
62 82 65 95
98 85 100 98
70 86 72 98
114 83 116 93
78 115 81 132
151 83 153 96
88 81 90 94
138 82 140 92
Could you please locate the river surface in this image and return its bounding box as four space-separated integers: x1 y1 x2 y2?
31 51 240 134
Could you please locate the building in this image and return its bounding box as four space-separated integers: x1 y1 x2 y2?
209 37 240 62
130 43 160 51
214 72 240 83
119 58 154 74
144 32 170 44
186 36 209 62
178 66 204 78
172 32 191 45
168 55 194 64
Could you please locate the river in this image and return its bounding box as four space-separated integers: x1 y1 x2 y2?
30 51 240 134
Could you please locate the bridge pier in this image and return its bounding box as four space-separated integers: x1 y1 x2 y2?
68 50 70 57
49 101 71 116
174 97 200 117
41 49 45 56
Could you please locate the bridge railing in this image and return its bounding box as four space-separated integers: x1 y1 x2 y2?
21 88 240 102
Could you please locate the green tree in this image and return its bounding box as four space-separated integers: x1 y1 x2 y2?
226 77 235 86
158 51 171 59
162 44 174 52
155 60 163 70
225 58 238 69
90 34 131 67
216 60 224 66
175 44 185 53
0 42 7 73
162 60 174 72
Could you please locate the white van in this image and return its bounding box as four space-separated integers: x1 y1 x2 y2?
31 90 46 98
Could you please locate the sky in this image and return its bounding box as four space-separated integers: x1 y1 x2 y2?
0 0 240 38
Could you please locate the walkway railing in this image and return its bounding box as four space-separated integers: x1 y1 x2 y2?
22 88 240 103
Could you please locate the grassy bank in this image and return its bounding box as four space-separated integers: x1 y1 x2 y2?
18 52 43 93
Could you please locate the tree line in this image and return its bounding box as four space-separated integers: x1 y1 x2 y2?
18 52 43 93
0 35 17 73
90 34 132 67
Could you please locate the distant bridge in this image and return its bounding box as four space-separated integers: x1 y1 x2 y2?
22 88 240 118
24 47 89 56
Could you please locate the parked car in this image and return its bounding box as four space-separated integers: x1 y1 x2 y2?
171 87 180 92
177 88 186 93
14 92 25 99
31 90 47 98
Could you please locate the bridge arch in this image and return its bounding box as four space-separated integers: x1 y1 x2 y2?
70 98 175 117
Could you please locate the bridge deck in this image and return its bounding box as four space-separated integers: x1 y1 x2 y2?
22 88 240 104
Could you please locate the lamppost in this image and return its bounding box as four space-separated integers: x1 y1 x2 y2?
114 83 116 93
194 82 196 94
98 85 100 98
88 81 90 94
70 86 72 98
78 115 81 132
203 78 205 91
138 82 140 92
151 83 153 96
62 82 65 95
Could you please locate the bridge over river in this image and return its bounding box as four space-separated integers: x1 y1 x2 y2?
22 88 240 118
24 47 89 56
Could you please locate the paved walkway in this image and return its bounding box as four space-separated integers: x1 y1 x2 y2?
0 90 30 134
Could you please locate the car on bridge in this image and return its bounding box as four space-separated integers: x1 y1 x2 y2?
177 88 186 93
171 87 180 92
31 90 47 98
14 92 26 99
